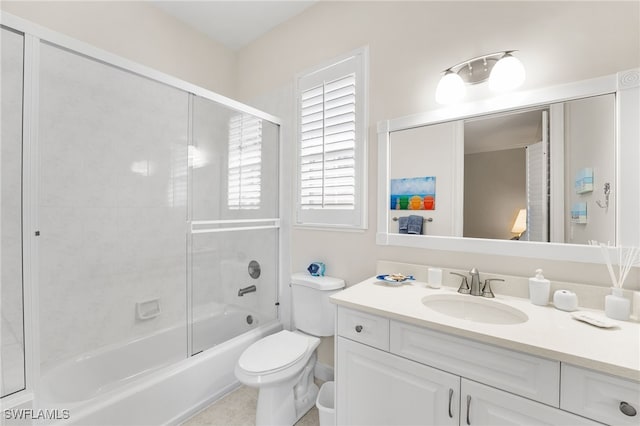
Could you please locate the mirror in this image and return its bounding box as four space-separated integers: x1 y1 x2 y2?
389 94 616 245
377 69 640 263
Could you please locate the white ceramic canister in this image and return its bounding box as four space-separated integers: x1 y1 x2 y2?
553 290 578 312
428 267 442 289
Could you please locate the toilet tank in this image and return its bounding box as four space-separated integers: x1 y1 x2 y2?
291 273 345 337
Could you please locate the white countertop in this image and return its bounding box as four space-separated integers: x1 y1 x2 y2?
330 277 640 381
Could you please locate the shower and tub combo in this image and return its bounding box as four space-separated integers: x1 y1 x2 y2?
1 12 285 425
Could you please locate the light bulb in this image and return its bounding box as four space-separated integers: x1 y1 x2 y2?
489 53 526 92
435 70 465 105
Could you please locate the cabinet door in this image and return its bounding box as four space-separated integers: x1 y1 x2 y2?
461 379 601 426
336 337 459 426
561 364 640 426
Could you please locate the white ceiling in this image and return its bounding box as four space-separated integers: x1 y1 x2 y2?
152 1 317 50
465 109 545 155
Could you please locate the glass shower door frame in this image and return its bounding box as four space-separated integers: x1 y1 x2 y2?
186 93 282 356
1 11 282 406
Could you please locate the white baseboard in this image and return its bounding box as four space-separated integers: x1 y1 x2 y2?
314 361 334 382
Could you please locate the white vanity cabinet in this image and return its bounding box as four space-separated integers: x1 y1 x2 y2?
335 306 601 426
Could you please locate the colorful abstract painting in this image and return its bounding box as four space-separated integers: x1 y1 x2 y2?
390 176 436 210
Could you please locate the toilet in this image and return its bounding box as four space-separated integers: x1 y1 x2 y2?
235 273 345 426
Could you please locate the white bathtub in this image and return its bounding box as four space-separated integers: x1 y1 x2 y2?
37 308 280 425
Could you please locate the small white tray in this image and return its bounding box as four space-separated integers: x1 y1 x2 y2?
571 311 618 328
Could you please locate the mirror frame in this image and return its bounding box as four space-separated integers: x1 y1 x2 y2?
377 69 640 264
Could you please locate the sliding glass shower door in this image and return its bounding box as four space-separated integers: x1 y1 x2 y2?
190 96 279 355
37 41 189 373
1 26 26 398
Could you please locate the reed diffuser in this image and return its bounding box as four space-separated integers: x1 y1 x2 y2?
590 241 640 320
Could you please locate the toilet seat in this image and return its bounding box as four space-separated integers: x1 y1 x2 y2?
238 330 309 375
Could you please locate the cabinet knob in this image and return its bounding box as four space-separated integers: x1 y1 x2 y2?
620 401 637 417
355 325 363 333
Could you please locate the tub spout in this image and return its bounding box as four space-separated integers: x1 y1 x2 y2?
238 285 257 296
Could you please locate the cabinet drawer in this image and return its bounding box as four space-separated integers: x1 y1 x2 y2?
337 307 389 350
561 364 640 425
462 379 600 425
390 320 560 406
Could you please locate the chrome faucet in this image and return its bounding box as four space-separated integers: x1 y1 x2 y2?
451 269 506 298
238 285 257 296
469 267 481 296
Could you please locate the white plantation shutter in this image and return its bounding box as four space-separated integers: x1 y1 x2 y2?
228 114 262 210
526 141 549 242
296 48 368 228
300 75 356 209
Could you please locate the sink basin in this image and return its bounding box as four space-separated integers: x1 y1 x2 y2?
421 294 528 325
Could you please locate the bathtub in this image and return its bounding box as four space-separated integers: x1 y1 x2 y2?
37 308 281 425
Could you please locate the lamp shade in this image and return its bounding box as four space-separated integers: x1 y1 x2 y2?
511 208 527 235
488 53 526 92
435 70 465 105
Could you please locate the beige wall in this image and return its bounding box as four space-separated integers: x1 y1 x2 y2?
236 1 640 291
0 1 236 97
464 148 526 240
564 94 617 245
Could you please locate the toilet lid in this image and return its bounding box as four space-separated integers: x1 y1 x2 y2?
238 330 309 374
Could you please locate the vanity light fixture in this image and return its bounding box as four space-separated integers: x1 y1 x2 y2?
435 51 526 105
435 70 465 105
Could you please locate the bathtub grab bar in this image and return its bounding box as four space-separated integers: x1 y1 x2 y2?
191 219 280 235
191 225 279 234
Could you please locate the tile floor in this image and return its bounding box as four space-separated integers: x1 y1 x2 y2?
182 385 319 426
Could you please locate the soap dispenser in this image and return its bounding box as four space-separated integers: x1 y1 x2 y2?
529 269 550 306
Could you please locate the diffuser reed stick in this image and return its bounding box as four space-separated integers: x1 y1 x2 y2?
589 240 640 288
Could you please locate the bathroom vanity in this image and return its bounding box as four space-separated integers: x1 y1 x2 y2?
330 276 640 426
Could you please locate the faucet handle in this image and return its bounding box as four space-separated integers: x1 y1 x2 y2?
450 272 471 294
482 278 504 298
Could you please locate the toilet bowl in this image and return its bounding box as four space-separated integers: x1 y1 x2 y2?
235 273 345 426
235 330 321 426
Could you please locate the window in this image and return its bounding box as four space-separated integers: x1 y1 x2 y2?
296 47 368 229
228 113 262 210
